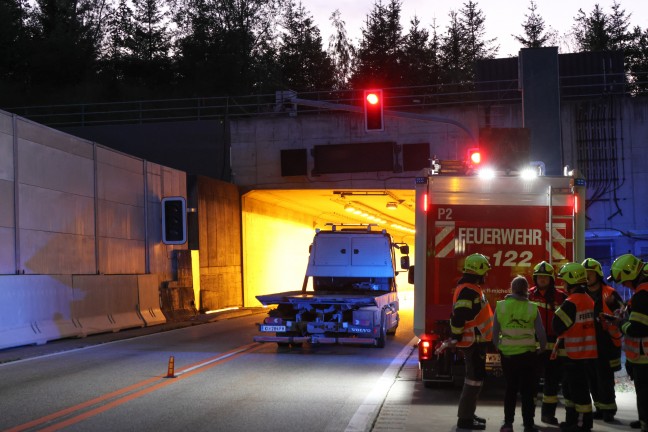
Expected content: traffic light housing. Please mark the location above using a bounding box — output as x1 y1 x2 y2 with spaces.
162 197 187 245
364 89 384 132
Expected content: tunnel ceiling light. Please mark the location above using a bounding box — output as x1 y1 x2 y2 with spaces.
386 202 398 210
344 203 355 212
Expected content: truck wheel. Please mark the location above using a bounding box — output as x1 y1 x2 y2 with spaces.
375 310 387 348
386 323 398 335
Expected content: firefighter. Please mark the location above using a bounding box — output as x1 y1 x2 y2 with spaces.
608 254 648 432
528 260 567 425
492 275 547 432
582 257 624 422
450 253 494 430
552 262 597 432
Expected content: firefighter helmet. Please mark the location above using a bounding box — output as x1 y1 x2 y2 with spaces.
610 254 643 283
558 262 587 285
582 258 604 277
463 253 491 276
533 261 554 279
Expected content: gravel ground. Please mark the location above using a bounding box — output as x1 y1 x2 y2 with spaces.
615 368 636 393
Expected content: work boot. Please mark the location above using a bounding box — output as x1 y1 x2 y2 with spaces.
474 414 486 424
457 418 486 430
523 425 540 432
542 415 559 425
541 403 559 425
603 411 615 423
499 423 513 432
630 420 641 429
559 423 581 432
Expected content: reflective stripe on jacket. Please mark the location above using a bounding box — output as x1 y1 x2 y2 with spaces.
556 292 598 359
623 284 648 364
599 284 623 348
496 297 538 355
452 283 494 347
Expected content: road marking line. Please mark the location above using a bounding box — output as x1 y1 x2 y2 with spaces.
6 343 263 432
344 337 417 432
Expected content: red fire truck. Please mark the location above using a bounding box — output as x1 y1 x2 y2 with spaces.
412 159 586 386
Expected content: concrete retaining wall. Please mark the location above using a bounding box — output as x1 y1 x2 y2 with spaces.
0 109 187 349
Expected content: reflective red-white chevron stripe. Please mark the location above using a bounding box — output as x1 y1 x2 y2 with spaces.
547 222 567 261
435 222 455 257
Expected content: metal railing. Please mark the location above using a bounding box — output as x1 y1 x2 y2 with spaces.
4 72 647 128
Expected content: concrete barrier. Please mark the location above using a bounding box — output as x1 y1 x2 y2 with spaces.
0 274 164 349
137 274 166 326
0 275 81 349
72 275 144 336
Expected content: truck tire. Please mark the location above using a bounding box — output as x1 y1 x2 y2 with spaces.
386 320 398 335
375 310 387 348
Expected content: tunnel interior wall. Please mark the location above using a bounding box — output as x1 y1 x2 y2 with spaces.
241 195 315 307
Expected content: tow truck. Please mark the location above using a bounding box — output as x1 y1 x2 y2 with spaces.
254 224 410 348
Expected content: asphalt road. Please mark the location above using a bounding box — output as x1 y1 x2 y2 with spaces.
0 307 417 432
0 297 640 432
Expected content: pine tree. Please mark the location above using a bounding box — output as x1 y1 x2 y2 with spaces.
277 1 334 91
29 0 101 94
573 4 610 51
459 1 498 62
0 0 33 82
102 0 135 82
513 0 555 49
351 0 404 88
172 0 284 96
439 11 467 84
608 0 633 50
401 16 439 86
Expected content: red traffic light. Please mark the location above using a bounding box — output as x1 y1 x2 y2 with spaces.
366 92 380 105
363 89 384 132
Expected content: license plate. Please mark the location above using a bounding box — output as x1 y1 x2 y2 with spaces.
260 325 286 332
486 353 501 366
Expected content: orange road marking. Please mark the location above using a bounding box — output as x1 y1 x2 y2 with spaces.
6 342 263 432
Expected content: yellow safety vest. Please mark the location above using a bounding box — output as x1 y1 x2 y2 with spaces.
496 297 538 356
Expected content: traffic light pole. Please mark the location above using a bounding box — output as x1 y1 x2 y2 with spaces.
289 97 477 143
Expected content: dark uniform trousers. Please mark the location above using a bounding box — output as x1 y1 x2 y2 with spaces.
587 356 618 415
457 342 487 420
562 357 595 430
502 351 538 426
537 350 562 418
632 363 648 432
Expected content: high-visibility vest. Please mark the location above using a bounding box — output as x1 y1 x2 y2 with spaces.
599 284 623 348
496 298 539 355
624 284 648 364
557 292 598 359
452 283 494 347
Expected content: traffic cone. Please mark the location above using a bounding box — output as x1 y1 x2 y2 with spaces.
165 355 176 378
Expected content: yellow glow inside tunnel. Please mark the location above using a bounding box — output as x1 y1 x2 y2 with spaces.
191 249 201 311
241 190 416 308
242 197 315 307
